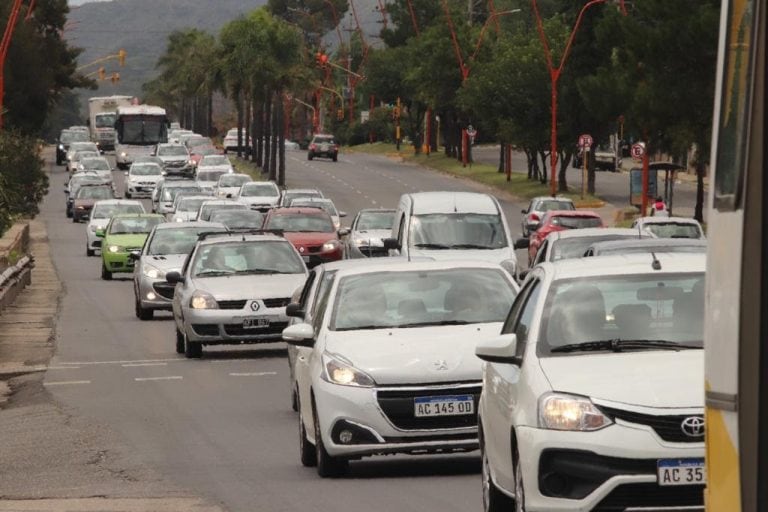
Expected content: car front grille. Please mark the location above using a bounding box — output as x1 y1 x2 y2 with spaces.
593 482 704 511
263 297 291 308
152 282 175 300
218 300 247 310
165 161 186 167
360 246 388 257
598 406 705 443
192 324 219 336
376 384 482 430
306 245 323 254
223 321 288 337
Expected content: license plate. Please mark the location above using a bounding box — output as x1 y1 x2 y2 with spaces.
243 317 270 329
657 458 706 486
302 255 311 263
414 395 474 417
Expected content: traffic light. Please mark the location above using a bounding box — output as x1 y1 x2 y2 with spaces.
118 49 126 67
98 67 106 80
336 108 344 120
111 72 120 84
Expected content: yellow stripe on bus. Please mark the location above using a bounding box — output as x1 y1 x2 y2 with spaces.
705 407 741 511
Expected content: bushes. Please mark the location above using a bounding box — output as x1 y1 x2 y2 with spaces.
0 131 48 236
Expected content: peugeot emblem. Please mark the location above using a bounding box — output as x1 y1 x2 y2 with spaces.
250 301 261 312
680 416 705 437
433 360 449 371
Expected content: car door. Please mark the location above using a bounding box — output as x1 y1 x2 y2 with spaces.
484 276 543 491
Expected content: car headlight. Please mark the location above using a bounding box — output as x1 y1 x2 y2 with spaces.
190 291 218 309
188 159 195 166
175 217 184 222
322 240 340 252
120 152 127 158
107 245 123 253
58 144 64 150
142 264 164 279
322 353 375 387
538 392 612 431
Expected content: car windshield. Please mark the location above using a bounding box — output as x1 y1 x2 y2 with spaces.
131 164 163 176
193 241 305 276
356 211 395 230
197 170 229 182
549 215 602 229
70 143 96 152
162 186 201 202
313 136 335 144
148 226 226 255
291 200 337 217
109 217 163 235
597 244 706 256
240 183 278 197
331 268 517 331
74 151 99 161
645 223 703 239
95 114 116 128
552 235 642 261
81 159 111 171
76 187 112 199
158 146 187 156
283 191 321 203
218 175 251 188
199 203 246 221
177 197 208 212
538 200 575 212
92 203 144 219
409 213 507 249
539 273 705 355
201 156 228 166
209 210 265 228
266 213 334 233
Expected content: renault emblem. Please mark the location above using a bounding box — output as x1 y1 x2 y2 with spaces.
681 416 705 437
250 301 261 312
433 360 449 371
299 246 305 253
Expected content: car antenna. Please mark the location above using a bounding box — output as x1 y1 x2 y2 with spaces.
651 252 662 270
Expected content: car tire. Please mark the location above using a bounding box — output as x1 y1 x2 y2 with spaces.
513 446 526 512
299 404 317 467
125 191 132 199
72 215 78 223
66 209 72 218
332 154 338 162
86 247 94 257
481 428 515 512
101 264 112 280
136 298 153 321
184 338 202 359
175 328 185 354
313 400 347 477
307 153 314 161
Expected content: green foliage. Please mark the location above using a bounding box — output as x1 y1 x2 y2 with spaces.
0 132 49 235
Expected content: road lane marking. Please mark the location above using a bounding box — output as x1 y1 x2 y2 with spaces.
122 362 168 368
57 358 181 366
43 380 91 386
35 366 82 370
229 372 277 377
134 376 183 382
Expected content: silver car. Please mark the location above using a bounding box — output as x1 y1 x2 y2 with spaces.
520 196 575 237
344 209 395 258
153 180 202 214
167 232 309 358
170 194 214 223
133 222 227 320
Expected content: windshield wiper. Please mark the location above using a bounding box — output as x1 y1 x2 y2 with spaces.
335 324 391 331
413 243 450 249
551 339 701 353
233 269 291 275
449 243 497 250
195 270 235 277
394 320 475 328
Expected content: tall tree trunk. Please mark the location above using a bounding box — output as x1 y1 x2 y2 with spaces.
263 90 272 175
277 92 286 187
558 149 570 192
694 159 705 222
498 142 505 173
244 92 251 159
250 90 258 164
236 88 243 158
538 150 548 185
587 142 597 195
207 91 213 137
269 92 279 182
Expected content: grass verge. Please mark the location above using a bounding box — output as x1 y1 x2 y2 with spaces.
231 156 266 181
348 143 604 208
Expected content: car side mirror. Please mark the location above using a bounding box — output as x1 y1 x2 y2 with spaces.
337 228 350 237
95 229 105 238
513 238 530 250
282 323 315 347
476 334 521 365
165 271 183 284
285 302 305 319
339 211 347 218
521 209 527 214
383 238 400 251
128 251 141 261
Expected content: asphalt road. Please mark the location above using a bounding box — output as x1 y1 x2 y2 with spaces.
38 149 529 512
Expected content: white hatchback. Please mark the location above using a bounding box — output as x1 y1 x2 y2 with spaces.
283 259 519 477
476 253 706 512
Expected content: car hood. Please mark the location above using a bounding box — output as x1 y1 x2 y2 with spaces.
239 196 279 206
351 229 391 246
198 165 232 173
325 323 502 385
409 246 516 264
105 233 150 248
88 218 110 229
158 155 188 163
142 253 187 273
193 273 306 300
539 351 704 408
283 232 338 249
129 175 162 183
197 181 217 190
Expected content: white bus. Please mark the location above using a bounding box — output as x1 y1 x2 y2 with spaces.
704 0 764 510
87 95 133 150
114 105 169 170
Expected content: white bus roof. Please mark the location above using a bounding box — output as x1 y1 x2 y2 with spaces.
116 105 166 116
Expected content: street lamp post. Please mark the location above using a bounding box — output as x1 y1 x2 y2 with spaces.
0 0 27 130
531 0 627 196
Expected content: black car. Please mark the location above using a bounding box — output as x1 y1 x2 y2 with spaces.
307 134 338 162
56 129 89 165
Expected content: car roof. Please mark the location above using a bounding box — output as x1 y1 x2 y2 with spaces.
541 252 706 280
217 173 250 179
154 221 226 231
177 195 214 201
333 258 510 279
588 238 707 251
110 213 165 219
271 207 330 216
93 199 143 207
201 199 243 206
548 227 644 241
198 232 287 247
636 216 702 225
284 188 322 194
316 256 431 273
357 208 395 214
532 196 573 203
544 209 600 218
406 191 498 215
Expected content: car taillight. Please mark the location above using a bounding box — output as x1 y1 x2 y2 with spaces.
530 213 540 221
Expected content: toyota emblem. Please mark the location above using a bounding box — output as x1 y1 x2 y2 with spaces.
250 301 261 312
680 416 705 437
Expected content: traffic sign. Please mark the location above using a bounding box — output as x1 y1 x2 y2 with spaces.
631 142 646 159
578 134 593 148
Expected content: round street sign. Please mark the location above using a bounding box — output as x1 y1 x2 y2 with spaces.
578 134 593 148
631 142 646 159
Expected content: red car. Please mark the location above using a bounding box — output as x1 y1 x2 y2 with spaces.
527 210 603 265
262 207 347 267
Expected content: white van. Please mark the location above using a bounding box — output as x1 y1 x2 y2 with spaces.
384 192 518 275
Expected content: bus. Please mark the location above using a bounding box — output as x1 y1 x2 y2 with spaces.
704 0 764 510
114 105 169 170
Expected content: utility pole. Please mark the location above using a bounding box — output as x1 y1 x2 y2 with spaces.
0 0 26 130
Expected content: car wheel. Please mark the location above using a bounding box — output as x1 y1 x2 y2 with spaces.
72 215 79 223
481 429 515 511
307 152 314 161
125 191 132 199
101 264 112 281
66 209 72 218
175 328 185 354
513 446 526 512
313 400 347 477
136 299 154 321
86 247 94 257
184 338 202 359
299 402 317 467
332 154 338 162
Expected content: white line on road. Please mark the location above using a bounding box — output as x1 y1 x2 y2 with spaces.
36 366 81 370
122 362 168 368
57 358 182 366
134 376 183 382
229 372 277 377
43 380 91 386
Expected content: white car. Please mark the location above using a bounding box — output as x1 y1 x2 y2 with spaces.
85 199 145 256
214 173 252 199
76 156 112 180
170 195 214 223
67 149 100 173
235 181 281 210
196 199 248 222
66 142 99 170
476 253 706 512
196 167 233 192
283 259 519 477
124 162 164 199
632 216 705 239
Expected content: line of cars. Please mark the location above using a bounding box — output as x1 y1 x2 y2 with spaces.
72 153 708 510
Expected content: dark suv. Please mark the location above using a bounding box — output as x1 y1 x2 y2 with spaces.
56 129 89 165
307 134 338 162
